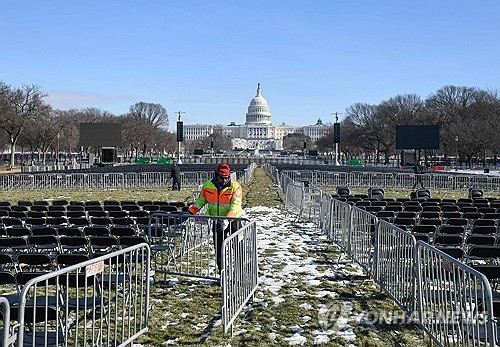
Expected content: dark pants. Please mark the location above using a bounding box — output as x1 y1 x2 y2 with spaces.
213 219 240 273
412 175 424 189
172 180 181 191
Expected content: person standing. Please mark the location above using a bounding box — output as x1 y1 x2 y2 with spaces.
188 163 243 272
170 162 181 191
412 161 425 189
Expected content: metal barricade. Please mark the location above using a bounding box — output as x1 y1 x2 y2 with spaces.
348 207 377 275
489 176 500 191
319 194 334 235
148 213 251 282
303 187 323 226
416 241 496 346
268 163 500 346
181 171 203 188
238 162 257 184
221 221 258 334
375 220 417 314
393 173 415 189
0 297 11 346
284 183 305 217
14 243 150 346
329 199 351 250
431 174 455 191
454 175 472 190
148 213 216 280
468 175 491 191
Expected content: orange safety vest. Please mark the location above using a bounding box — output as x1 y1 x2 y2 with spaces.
188 178 243 217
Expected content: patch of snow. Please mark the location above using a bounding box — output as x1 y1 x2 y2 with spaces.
285 333 307 345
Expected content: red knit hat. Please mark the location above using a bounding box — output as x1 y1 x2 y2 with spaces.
216 163 231 177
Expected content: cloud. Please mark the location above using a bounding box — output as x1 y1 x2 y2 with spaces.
46 90 132 112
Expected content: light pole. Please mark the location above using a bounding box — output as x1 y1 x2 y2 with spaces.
455 136 459 171
176 111 185 164
56 132 60 166
332 112 341 166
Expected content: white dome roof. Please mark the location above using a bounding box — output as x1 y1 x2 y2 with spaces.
246 83 272 125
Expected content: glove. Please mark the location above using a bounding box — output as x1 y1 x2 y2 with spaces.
179 211 191 222
218 219 230 231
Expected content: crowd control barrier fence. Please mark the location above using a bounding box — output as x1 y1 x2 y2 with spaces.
281 170 500 193
10 243 150 346
221 220 258 334
267 164 499 346
417 241 496 346
0 297 11 346
146 213 258 335
0 167 255 191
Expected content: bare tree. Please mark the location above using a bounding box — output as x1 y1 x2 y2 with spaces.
374 94 425 164
199 127 232 152
55 109 81 155
0 83 48 168
31 109 66 165
119 114 156 159
152 129 177 157
425 86 489 167
128 102 169 129
343 103 378 162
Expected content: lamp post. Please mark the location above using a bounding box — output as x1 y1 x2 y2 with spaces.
176 111 185 164
455 136 459 171
332 112 341 166
56 132 60 166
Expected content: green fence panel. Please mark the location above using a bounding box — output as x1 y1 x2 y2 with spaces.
135 157 150 164
156 158 171 164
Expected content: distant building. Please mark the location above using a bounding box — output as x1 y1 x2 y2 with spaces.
183 84 330 150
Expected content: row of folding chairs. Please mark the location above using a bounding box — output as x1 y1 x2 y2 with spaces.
378 211 500 227
0 214 162 230
0 199 187 208
436 244 500 265
0 224 140 237
0 203 184 214
362 205 500 218
0 208 153 219
412 224 500 244
354 196 500 208
0 233 148 261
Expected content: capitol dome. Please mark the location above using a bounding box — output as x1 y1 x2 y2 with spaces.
245 83 272 125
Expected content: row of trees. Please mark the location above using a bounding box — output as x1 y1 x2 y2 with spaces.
2 81 500 168
315 86 500 166
0 82 178 168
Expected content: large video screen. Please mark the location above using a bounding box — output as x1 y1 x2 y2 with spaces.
79 123 122 147
396 125 440 149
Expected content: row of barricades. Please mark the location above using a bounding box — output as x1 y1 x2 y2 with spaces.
0 244 151 346
283 170 500 192
146 212 258 335
266 164 499 347
0 211 259 345
0 163 257 191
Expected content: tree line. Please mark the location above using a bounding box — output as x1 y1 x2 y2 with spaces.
0 82 177 168
2 82 499 168
313 85 500 167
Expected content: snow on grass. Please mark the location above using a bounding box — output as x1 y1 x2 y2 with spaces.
245 206 357 344
242 205 424 346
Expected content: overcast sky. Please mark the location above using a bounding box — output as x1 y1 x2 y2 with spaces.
2 1 499 131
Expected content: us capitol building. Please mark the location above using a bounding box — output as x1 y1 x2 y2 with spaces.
183 84 330 150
